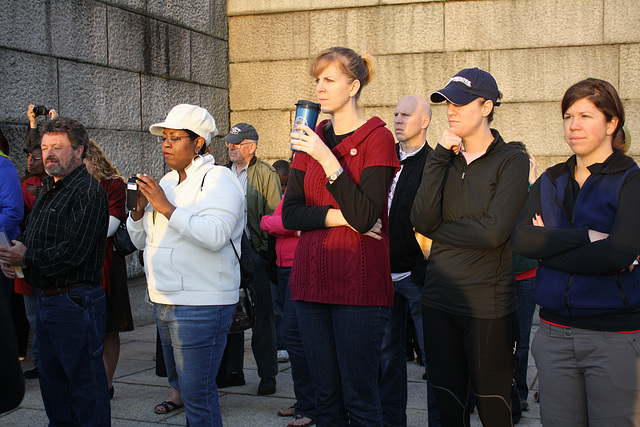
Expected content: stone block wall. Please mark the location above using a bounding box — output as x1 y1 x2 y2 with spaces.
227 0 640 167
0 0 229 276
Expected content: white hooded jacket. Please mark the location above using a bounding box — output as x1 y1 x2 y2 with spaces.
127 154 245 306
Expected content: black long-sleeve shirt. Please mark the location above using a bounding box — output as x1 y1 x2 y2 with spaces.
283 125 394 233
19 164 108 289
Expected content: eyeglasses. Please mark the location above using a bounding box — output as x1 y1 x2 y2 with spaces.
158 135 191 144
225 142 253 148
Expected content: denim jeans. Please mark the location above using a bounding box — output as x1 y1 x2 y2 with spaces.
514 277 535 401
226 248 278 379
279 267 315 418
379 276 440 427
24 293 38 363
37 283 110 426
156 303 235 427
295 300 389 427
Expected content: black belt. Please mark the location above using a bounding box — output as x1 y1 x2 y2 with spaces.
39 283 88 297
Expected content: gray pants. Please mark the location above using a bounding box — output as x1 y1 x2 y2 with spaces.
532 320 640 426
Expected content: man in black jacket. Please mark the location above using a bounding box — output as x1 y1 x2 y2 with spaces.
379 96 439 426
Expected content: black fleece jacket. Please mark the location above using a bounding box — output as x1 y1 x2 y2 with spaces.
410 130 529 318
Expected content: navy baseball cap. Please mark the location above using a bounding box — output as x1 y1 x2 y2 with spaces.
222 123 259 144
431 68 501 106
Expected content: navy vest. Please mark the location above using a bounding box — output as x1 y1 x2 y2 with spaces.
536 164 640 317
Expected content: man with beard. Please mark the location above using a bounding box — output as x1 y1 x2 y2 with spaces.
0 117 110 426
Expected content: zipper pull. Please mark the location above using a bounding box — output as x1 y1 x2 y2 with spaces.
462 172 465 180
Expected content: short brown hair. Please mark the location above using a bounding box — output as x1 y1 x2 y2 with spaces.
561 78 624 137
42 117 90 158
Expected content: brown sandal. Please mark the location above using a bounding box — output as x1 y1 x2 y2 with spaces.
154 400 184 414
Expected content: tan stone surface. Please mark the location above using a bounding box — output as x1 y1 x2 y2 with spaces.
444 0 602 51
604 0 640 44
229 60 316 110
229 12 310 62
228 0 378 16
492 46 619 103
620 44 640 99
309 4 443 55
366 51 489 106
230 109 294 160
492 102 570 158
625 101 640 156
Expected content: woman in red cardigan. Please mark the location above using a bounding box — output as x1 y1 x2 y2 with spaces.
282 46 399 426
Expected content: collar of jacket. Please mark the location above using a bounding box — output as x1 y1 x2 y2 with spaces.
396 141 432 165
545 148 636 184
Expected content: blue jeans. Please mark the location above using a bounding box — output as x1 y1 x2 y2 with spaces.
279 267 315 418
24 293 38 363
379 276 440 427
295 300 389 427
514 277 536 401
155 303 235 427
227 248 278 379
37 284 110 426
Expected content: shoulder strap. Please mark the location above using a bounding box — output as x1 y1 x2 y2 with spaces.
230 238 240 262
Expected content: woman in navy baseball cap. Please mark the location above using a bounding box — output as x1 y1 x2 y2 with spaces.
411 68 529 426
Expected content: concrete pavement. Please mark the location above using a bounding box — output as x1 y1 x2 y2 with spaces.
1 277 542 426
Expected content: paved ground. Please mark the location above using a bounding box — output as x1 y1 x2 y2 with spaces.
1 277 542 426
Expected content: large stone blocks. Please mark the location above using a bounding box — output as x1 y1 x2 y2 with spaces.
444 0 602 51
191 33 229 88
604 0 640 44
620 44 640 100
309 4 443 55
0 49 58 124
491 46 619 103
229 109 293 162
108 7 191 79
366 51 489 107
229 60 314 110
147 0 214 35
229 12 310 62
89 129 145 179
492 102 569 158
0 0 108 65
228 0 378 16
140 75 201 131
199 86 230 136
58 60 141 131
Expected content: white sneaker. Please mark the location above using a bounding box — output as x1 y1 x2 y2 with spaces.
277 349 289 363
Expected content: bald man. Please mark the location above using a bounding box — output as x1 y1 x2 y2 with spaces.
379 96 440 426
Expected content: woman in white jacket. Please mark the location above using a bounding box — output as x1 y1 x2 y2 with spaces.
127 104 245 426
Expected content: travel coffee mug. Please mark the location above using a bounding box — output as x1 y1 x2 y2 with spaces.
291 100 321 152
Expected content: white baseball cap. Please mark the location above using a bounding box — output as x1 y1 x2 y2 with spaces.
149 104 218 146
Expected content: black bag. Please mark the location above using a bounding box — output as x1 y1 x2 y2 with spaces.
230 286 256 334
113 221 137 256
229 232 256 333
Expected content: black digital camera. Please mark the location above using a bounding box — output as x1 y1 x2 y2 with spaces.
32 106 51 117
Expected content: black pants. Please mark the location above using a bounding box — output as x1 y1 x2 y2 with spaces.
423 306 517 427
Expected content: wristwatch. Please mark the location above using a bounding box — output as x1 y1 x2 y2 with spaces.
327 167 344 184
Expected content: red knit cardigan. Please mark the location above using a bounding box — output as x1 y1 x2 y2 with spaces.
289 117 400 306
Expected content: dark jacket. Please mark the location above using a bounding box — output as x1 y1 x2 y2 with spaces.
389 142 432 285
411 130 529 318
512 150 640 329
